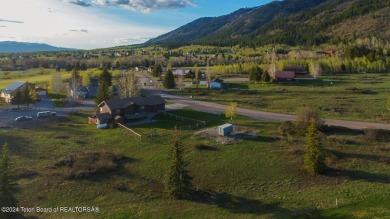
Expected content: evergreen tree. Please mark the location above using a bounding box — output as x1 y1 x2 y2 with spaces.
65 63 72 72
304 119 326 175
94 79 112 105
261 71 271 82
164 128 192 199
99 68 113 86
0 143 18 219
248 66 262 83
152 64 163 77
163 70 176 89
11 89 23 109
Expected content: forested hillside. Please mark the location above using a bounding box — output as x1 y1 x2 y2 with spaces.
147 0 389 47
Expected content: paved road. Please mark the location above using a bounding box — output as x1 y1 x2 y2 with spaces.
138 74 390 130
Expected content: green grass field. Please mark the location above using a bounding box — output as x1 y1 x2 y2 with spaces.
177 73 390 123
0 69 71 90
1 109 389 218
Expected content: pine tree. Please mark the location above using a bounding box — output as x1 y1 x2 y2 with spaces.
164 128 192 199
304 119 326 175
94 79 112 106
0 143 18 219
261 71 271 82
163 70 176 89
100 68 113 86
152 64 162 77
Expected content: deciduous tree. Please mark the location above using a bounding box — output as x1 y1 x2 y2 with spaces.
225 102 238 121
11 89 23 109
50 71 64 98
117 72 141 98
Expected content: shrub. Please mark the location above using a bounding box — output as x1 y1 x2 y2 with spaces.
55 151 121 179
278 121 296 140
294 107 323 135
362 128 390 142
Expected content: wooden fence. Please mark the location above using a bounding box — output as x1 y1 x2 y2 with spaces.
163 111 207 127
118 123 142 141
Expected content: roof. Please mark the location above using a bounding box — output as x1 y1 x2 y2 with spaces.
212 78 223 83
276 71 295 79
173 69 191 76
99 95 165 110
284 66 307 75
4 81 26 92
219 123 233 129
96 113 112 121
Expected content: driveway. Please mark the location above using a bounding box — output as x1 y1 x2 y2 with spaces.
0 96 95 127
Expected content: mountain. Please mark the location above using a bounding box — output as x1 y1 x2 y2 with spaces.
0 41 74 53
147 0 390 46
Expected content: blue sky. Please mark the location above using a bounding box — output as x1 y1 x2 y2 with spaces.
0 0 274 49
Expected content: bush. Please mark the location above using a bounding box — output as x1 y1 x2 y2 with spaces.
294 107 323 135
278 121 296 139
55 151 121 179
362 128 390 142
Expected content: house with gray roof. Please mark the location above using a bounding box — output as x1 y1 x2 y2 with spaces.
1 81 35 103
92 95 165 125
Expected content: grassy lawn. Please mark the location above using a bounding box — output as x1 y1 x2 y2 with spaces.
175 73 390 123
0 69 72 90
0 109 389 218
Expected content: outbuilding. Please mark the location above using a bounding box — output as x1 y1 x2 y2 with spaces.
218 123 233 136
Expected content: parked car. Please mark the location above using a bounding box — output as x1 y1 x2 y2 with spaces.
97 123 108 129
37 111 56 118
15 116 33 122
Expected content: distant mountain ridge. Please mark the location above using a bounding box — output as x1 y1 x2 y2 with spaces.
0 41 74 53
147 0 390 46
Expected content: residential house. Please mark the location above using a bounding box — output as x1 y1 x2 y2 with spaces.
275 71 295 81
173 69 192 77
35 87 48 96
92 95 165 125
1 81 35 103
285 66 308 77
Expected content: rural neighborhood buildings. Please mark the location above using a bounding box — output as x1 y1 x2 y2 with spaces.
91 95 165 125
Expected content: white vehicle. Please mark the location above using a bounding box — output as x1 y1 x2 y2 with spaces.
37 111 56 118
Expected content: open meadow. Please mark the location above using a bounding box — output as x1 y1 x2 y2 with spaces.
0 109 389 218
178 73 390 123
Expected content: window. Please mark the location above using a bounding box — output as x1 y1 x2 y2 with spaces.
100 107 103 112
140 106 145 110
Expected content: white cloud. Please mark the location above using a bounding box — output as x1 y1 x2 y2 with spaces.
0 0 169 49
71 0 196 13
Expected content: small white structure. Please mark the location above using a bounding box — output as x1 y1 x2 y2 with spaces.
218 123 233 136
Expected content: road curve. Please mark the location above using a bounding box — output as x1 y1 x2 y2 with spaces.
138 74 390 130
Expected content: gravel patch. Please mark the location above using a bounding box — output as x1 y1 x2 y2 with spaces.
194 125 258 144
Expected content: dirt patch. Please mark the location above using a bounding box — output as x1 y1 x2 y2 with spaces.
194 126 258 145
